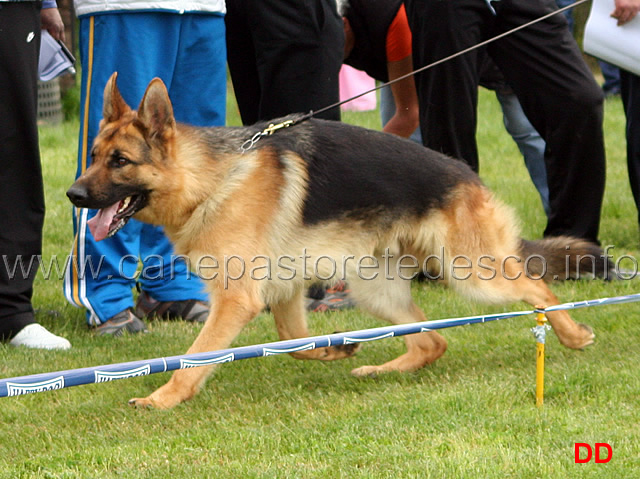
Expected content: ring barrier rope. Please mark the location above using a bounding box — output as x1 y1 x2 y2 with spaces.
1 292 639 400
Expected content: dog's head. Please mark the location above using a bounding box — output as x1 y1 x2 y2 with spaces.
67 73 176 241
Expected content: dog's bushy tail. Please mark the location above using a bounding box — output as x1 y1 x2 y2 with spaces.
519 236 615 281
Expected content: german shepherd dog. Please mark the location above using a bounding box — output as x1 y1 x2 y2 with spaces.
67 73 610 409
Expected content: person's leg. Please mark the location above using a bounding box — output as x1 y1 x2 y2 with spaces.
0 2 43 339
136 13 226 308
405 0 490 172
243 0 343 121
169 14 227 128
554 0 575 32
495 90 550 216
379 84 394 127
489 0 605 243
138 224 208 304
225 0 262 125
620 70 640 226
600 61 621 96
64 13 184 325
0 3 70 348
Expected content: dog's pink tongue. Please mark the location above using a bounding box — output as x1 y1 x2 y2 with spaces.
87 203 120 241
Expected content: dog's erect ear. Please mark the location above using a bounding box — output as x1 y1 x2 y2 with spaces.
103 72 131 123
137 78 176 140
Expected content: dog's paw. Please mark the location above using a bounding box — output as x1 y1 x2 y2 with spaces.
332 342 360 357
576 323 595 349
128 397 156 409
579 323 595 337
351 365 380 378
556 323 595 350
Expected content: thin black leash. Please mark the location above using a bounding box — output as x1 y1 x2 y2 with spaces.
241 0 589 152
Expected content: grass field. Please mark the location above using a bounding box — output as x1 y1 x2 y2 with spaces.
1 83 639 478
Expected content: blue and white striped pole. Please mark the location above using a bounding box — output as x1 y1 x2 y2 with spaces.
2 291 640 398
0 310 533 397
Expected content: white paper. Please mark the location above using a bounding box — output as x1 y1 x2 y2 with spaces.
583 0 640 76
38 30 75 81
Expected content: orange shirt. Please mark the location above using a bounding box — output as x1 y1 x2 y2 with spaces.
386 4 412 62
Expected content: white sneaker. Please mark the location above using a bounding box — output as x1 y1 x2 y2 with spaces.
9 323 71 350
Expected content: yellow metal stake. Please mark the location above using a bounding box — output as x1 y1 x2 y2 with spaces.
533 312 548 407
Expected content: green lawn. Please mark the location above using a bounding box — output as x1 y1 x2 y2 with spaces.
1 85 639 478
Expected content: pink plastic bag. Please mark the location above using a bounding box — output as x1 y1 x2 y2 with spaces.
339 65 377 112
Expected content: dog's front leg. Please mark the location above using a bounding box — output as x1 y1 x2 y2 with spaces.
129 289 263 409
270 288 360 360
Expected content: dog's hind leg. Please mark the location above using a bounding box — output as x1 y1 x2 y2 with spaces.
438 184 594 350
270 288 360 360
348 277 447 377
129 288 264 409
450 259 594 350
516 278 594 349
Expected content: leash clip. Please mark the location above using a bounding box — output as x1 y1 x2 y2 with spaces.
240 120 295 153
240 131 265 153
264 119 294 135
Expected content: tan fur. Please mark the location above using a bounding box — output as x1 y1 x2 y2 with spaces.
69 74 595 409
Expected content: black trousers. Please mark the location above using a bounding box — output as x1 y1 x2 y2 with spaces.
225 0 343 125
0 2 44 339
620 70 640 226
405 0 606 243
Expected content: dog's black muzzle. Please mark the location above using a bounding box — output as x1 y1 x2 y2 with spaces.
66 183 91 208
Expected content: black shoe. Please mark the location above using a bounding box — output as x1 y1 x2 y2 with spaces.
134 290 209 323
95 309 148 336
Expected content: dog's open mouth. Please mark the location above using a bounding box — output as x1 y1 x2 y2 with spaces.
87 194 147 241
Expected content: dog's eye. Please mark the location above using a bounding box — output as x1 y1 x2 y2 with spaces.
113 157 130 168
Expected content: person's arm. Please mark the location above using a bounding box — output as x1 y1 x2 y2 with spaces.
385 57 420 138
383 4 419 138
611 0 640 25
41 2 66 42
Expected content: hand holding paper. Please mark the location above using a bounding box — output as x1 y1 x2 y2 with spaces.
584 0 640 75
40 7 65 42
610 0 640 25
38 30 76 82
